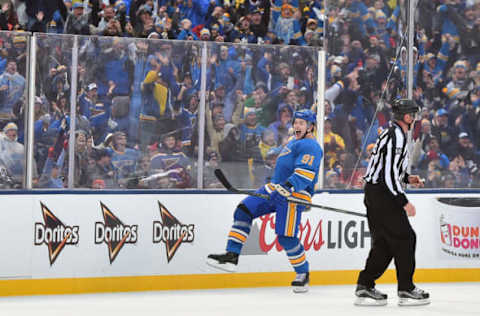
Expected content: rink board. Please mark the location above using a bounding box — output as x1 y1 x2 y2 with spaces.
0 191 479 296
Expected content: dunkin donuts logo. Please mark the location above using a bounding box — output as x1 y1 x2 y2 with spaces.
95 202 138 263
153 202 194 262
440 214 480 258
34 202 79 265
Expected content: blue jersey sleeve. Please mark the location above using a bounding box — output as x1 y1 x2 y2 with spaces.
287 141 323 192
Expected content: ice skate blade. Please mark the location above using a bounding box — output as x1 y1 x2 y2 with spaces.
206 258 237 272
292 285 309 293
354 297 388 306
398 298 430 306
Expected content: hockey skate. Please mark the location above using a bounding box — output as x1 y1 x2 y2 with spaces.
206 252 239 272
291 272 309 293
398 287 430 306
354 284 388 306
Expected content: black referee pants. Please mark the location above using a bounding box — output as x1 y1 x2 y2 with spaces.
357 183 416 291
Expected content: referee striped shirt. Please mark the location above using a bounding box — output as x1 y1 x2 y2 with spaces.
364 121 410 206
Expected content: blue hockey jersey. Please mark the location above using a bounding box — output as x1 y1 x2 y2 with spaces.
271 137 322 197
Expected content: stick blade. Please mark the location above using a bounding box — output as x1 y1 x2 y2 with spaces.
214 169 232 190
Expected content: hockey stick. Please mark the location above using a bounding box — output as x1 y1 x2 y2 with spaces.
214 169 367 218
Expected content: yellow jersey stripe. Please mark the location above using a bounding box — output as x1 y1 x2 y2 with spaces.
287 203 296 236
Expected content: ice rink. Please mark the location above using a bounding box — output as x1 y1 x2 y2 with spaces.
1 282 478 316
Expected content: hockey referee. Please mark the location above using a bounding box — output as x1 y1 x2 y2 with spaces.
354 99 430 307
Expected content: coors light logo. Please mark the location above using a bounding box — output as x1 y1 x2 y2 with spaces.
153 202 194 262
95 202 138 263
34 202 79 265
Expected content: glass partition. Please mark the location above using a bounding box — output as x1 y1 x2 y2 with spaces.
204 41 319 189
70 36 202 189
34 33 73 189
0 31 29 189
0 14 476 191
323 0 410 189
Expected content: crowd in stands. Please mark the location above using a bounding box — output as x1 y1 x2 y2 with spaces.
0 0 478 190
322 0 480 189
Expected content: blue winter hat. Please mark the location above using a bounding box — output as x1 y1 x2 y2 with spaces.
436 108 448 116
72 2 83 9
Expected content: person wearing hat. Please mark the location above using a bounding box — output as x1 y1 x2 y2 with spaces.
272 62 291 91
249 8 268 39
0 59 25 118
64 0 92 35
416 136 450 172
422 40 451 85
109 131 140 188
452 132 479 172
140 58 175 147
273 4 305 45
209 23 220 39
238 107 265 161
199 28 211 41
9 35 27 74
442 60 475 103
133 3 155 37
88 147 117 189
78 82 98 119
229 15 256 43
305 17 322 41
0 121 38 186
176 92 199 152
177 18 198 40
431 108 455 157
149 131 193 189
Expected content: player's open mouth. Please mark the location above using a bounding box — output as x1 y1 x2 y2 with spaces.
295 130 302 137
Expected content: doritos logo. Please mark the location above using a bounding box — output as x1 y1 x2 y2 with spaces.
34 202 79 265
95 202 138 264
153 202 194 262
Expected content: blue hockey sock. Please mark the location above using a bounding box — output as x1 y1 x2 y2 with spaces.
226 204 252 254
278 235 309 273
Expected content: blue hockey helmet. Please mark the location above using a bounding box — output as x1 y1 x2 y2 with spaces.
293 109 317 125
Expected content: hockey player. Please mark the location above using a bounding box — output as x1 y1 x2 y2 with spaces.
355 99 430 306
207 109 323 293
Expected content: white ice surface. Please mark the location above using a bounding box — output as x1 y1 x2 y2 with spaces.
0 282 478 316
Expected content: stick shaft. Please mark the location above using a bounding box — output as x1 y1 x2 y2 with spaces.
214 169 366 218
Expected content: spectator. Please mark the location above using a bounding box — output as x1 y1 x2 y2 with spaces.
268 103 293 145
64 0 92 35
89 147 117 188
149 132 192 188
109 131 140 188
417 136 450 173
0 59 25 120
324 117 345 169
238 107 264 162
431 108 456 157
26 0 67 32
0 122 37 186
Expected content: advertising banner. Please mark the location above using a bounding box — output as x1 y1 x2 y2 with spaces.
435 198 480 260
0 192 479 281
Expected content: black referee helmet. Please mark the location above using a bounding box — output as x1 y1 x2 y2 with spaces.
392 99 419 121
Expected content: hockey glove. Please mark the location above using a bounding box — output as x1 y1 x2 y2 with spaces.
270 182 293 205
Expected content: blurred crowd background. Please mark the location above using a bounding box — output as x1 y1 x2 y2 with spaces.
0 0 479 190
